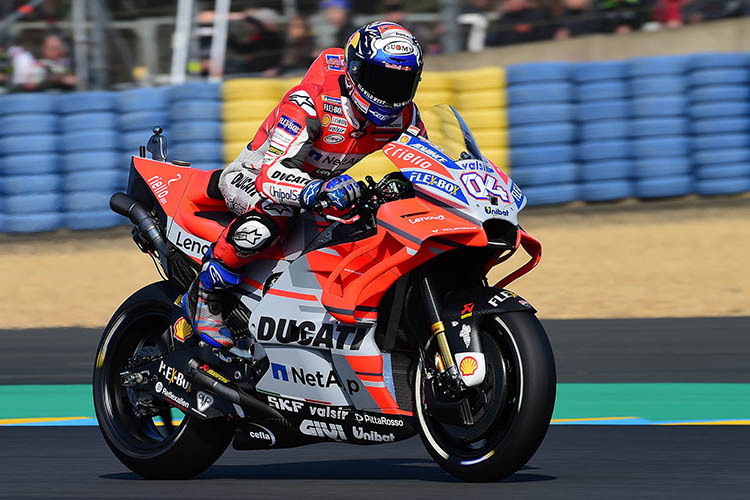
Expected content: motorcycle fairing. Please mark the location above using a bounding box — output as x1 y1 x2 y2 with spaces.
305 197 488 324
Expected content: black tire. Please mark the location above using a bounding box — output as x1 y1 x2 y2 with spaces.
93 282 234 479
415 311 556 482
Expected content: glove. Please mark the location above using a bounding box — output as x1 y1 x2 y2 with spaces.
299 175 361 210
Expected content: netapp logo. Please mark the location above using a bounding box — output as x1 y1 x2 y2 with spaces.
257 316 369 350
270 363 360 395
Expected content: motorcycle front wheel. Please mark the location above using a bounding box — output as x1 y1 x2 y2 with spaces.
415 310 556 482
93 282 233 479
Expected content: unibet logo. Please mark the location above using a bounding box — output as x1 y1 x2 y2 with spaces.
300 419 346 440
352 426 395 442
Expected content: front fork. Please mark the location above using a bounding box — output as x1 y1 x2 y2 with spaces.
420 274 460 382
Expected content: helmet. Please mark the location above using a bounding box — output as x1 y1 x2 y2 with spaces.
344 22 423 126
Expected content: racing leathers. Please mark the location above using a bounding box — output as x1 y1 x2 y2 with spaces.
186 48 426 349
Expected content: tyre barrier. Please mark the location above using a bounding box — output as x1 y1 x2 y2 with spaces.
581 179 633 202
0 114 58 135
61 112 118 133
580 160 631 181
58 91 116 114
0 174 61 195
634 175 693 199
696 177 750 195
632 157 692 178
1 153 59 175
3 55 750 233
507 163 578 186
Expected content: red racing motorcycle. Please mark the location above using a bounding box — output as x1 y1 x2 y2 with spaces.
93 104 555 482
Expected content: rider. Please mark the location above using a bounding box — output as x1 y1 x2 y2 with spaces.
184 21 426 350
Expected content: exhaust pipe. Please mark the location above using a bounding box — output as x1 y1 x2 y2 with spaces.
109 192 169 257
186 359 283 420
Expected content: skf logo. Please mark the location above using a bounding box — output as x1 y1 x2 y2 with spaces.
172 317 193 342
459 356 478 376
460 302 474 319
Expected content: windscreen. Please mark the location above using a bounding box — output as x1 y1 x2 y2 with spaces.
420 104 484 163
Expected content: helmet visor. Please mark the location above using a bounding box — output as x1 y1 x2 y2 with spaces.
348 60 420 108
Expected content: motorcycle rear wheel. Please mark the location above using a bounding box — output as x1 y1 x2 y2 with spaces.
415 311 556 482
93 282 233 479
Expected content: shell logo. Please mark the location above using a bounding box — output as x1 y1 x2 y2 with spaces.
322 115 331 126
173 317 193 342
459 356 478 377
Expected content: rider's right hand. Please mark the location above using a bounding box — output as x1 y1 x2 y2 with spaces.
299 175 361 211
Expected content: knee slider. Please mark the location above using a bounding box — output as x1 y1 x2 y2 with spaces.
226 211 279 254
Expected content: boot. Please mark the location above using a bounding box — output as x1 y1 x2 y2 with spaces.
183 256 241 349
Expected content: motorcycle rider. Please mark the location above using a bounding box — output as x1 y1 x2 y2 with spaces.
184 21 426 350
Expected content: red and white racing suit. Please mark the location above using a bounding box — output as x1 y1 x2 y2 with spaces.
213 48 426 269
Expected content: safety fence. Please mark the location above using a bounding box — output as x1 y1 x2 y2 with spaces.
0 51 748 233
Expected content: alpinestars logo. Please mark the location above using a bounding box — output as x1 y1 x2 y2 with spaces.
352 426 395 442
289 91 316 116
299 419 346 440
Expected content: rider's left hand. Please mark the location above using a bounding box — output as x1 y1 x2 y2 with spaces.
299 174 361 211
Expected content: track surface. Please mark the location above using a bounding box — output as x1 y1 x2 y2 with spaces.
1 317 748 498
2 316 748 384
1 426 748 499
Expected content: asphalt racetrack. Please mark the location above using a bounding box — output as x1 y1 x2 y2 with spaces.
1 317 749 499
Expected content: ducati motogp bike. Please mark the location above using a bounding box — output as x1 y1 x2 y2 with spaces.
93 105 556 482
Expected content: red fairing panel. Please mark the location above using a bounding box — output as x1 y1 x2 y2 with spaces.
308 198 488 323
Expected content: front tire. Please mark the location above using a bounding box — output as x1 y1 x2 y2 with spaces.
93 282 234 479
415 311 556 482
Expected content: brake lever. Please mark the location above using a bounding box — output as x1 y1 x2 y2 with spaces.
311 199 362 225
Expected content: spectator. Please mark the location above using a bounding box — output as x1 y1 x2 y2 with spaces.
0 37 40 91
315 0 356 52
596 0 655 34
486 0 552 47
653 0 684 27
37 33 76 90
681 0 746 23
275 16 317 76
554 0 597 39
226 8 284 74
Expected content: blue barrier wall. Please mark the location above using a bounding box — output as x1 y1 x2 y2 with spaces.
0 84 222 233
0 52 748 233
507 52 750 206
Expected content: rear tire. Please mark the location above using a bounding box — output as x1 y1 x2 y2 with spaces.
415 311 556 482
93 282 233 479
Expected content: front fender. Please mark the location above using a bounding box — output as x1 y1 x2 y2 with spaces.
441 287 535 386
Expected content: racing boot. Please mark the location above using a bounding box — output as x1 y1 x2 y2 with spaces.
183 254 242 349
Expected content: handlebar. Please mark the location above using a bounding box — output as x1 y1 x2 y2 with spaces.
309 173 413 225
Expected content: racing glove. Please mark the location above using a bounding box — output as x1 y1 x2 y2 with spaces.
299 174 361 210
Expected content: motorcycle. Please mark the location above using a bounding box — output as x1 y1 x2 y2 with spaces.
93 104 556 482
